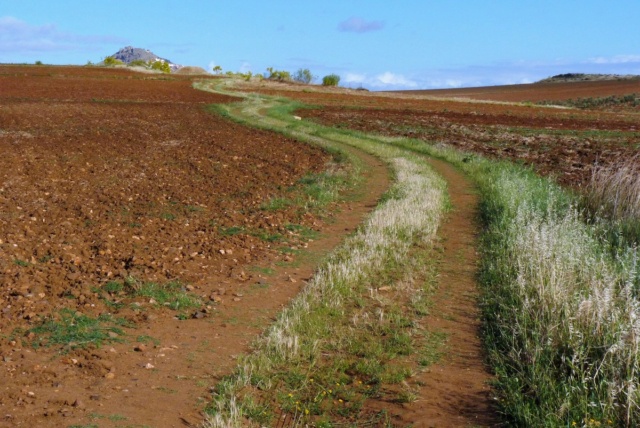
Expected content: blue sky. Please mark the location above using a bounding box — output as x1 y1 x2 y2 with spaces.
1 0 639 90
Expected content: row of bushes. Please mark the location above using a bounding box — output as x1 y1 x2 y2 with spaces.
100 56 171 73
266 67 340 86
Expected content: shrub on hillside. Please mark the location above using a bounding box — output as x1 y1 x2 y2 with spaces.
128 59 148 68
266 67 291 82
150 60 171 74
103 56 124 66
322 74 340 87
293 68 315 84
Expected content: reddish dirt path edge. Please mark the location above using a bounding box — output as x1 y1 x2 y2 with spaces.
401 158 499 428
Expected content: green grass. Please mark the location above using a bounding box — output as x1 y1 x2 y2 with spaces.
377 130 640 426
27 309 131 351
195 80 448 427
133 281 201 311
94 279 202 316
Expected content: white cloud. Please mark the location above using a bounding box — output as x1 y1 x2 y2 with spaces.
374 72 418 88
586 54 640 65
340 71 418 90
0 16 125 54
338 17 384 33
343 72 367 84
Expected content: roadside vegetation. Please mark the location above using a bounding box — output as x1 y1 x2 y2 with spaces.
314 115 640 427
320 117 640 426
199 78 640 426
198 81 447 427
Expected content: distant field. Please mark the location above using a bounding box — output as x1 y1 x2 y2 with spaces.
389 78 640 102
232 78 638 187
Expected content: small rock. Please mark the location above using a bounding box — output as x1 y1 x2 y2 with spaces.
143 363 155 369
134 344 146 352
104 372 116 379
108 332 119 339
378 286 392 292
89 395 101 401
71 399 84 408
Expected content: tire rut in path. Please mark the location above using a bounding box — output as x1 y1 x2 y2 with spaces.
400 158 500 427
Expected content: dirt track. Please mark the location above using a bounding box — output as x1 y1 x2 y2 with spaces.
3 68 638 426
0 66 391 427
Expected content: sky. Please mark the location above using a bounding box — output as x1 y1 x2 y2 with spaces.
1 0 640 90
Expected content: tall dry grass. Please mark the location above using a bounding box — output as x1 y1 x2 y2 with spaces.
583 156 640 224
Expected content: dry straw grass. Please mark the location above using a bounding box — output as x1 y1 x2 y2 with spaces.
584 156 640 223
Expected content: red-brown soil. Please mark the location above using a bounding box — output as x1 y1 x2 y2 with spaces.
392 78 640 103
0 66 392 427
250 82 639 188
398 158 497 427
240 78 640 187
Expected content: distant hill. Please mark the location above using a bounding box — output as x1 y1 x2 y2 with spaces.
110 46 183 72
537 73 640 83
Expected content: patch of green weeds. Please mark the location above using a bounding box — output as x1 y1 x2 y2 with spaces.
219 225 244 236
285 223 319 240
260 197 292 212
89 413 128 422
136 335 160 346
38 254 54 263
250 230 282 242
160 212 176 221
134 281 201 311
250 266 275 275
418 331 448 368
28 309 131 351
13 259 30 267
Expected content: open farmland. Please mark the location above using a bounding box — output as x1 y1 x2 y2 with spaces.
216 77 640 427
391 78 640 103
3 68 640 427
253 79 639 187
0 66 364 427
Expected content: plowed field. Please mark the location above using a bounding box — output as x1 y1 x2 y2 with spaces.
301 105 640 186
0 66 335 426
392 78 640 102
236 79 640 187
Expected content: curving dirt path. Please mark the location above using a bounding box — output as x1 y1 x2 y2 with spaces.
0 68 390 428
211 82 500 426
400 158 499 427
